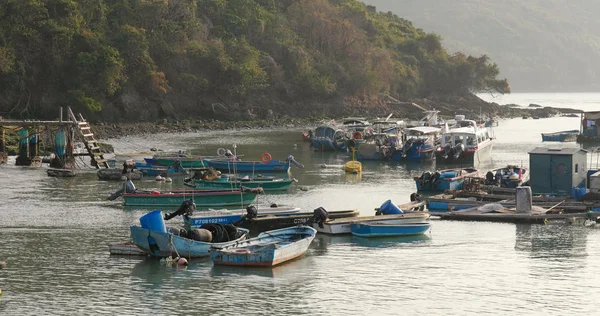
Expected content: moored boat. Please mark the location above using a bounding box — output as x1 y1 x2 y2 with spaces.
541 130 579 142
211 226 317 267
399 126 440 161
136 161 189 177
414 168 479 191
188 177 297 191
484 165 529 188
181 206 302 227
350 222 431 237
311 125 349 152
435 117 494 164
121 188 262 208
47 168 76 177
203 155 302 173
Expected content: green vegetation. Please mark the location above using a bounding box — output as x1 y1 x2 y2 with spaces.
0 0 508 121
363 0 600 92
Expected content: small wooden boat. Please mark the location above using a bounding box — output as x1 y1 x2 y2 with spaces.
223 209 359 232
121 188 261 208
108 241 147 256
211 226 317 267
541 130 579 142
414 168 479 191
484 166 529 188
47 168 76 177
136 163 189 177
351 222 431 237
130 225 249 258
183 206 302 227
203 156 301 173
314 213 430 234
98 169 143 181
189 177 297 191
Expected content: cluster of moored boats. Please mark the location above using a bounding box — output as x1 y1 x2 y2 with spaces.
302 111 498 164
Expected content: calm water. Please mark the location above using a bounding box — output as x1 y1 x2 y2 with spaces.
1 110 600 315
478 92 600 112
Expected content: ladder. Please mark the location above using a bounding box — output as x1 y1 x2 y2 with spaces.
68 107 110 169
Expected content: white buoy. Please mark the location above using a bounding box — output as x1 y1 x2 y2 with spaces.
320 164 327 168
165 177 172 183
155 175 165 181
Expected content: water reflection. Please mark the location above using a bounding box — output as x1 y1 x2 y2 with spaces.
514 224 588 260
351 234 431 248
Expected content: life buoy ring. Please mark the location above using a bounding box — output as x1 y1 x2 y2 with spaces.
260 152 272 163
353 131 363 140
217 148 227 156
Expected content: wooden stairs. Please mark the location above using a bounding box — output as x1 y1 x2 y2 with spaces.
68 108 110 169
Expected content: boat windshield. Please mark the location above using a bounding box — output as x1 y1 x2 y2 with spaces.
315 126 335 139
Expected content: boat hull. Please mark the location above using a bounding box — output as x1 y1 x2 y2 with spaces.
145 158 206 168
414 168 479 192
193 178 295 191
542 130 579 142
315 213 430 235
122 190 258 208
131 226 249 258
204 159 290 173
435 140 493 164
351 223 431 237
211 226 316 267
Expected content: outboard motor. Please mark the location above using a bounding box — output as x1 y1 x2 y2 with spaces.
485 171 495 185
494 169 503 186
419 171 432 186
108 179 137 201
287 155 304 169
410 192 422 202
312 207 329 229
442 143 453 159
232 205 259 226
453 143 464 159
429 171 441 187
402 139 414 157
164 199 196 220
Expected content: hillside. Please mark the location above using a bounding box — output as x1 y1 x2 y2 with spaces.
362 0 600 92
0 0 508 122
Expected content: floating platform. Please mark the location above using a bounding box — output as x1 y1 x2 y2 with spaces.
436 210 590 224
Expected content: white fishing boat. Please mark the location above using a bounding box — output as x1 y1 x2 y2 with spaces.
435 115 494 164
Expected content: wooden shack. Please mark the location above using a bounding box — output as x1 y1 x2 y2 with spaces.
528 147 587 196
578 111 600 143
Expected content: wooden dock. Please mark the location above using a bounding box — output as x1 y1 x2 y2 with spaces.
435 211 590 224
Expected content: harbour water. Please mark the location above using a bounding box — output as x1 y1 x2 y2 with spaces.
1 94 600 315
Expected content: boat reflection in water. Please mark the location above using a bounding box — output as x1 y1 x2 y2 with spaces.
351 234 431 248
514 224 588 262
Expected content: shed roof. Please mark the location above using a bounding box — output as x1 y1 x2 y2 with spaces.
584 111 600 120
528 147 588 155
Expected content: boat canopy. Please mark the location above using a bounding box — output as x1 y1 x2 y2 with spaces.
405 126 441 135
314 126 336 138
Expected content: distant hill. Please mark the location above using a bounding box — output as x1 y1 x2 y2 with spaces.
362 0 600 92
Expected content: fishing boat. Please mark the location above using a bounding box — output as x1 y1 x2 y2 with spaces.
414 168 479 191
188 176 297 191
311 125 349 152
350 222 431 237
484 166 529 188
211 226 317 267
120 188 262 208
136 161 189 177
130 224 249 258
203 154 302 173
182 206 302 227
186 206 359 232
399 126 440 161
355 119 404 161
541 130 579 142
435 116 494 164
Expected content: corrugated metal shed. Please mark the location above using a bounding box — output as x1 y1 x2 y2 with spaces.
528 147 588 195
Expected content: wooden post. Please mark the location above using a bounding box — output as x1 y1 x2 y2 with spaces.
0 127 6 164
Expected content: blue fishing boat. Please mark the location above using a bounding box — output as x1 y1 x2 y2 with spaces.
414 168 479 191
350 222 431 237
211 226 317 267
399 126 440 161
484 166 529 188
541 130 579 142
181 206 302 227
203 155 302 173
311 125 349 152
136 161 189 177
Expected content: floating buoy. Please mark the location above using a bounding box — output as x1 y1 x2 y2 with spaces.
300 186 309 191
165 177 172 183
155 175 165 181
177 258 188 266
0 261 6 269
320 164 327 168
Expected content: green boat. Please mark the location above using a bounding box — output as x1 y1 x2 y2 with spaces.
122 189 260 208
190 177 297 191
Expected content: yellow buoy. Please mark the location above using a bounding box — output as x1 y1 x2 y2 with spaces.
345 149 362 173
